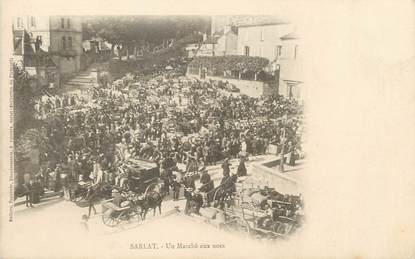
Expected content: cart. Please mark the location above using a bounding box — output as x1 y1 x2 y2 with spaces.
101 191 142 227
221 186 303 240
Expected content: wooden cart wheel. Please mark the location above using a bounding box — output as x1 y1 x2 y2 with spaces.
102 211 120 227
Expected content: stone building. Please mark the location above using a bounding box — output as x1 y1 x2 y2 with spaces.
277 32 304 100
13 29 59 87
13 15 83 84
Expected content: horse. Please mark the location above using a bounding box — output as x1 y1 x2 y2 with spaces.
135 190 163 220
81 183 113 217
206 174 238 210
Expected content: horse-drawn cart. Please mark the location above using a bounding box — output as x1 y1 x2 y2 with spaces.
190 179 304 240
219 185 304 240
69 180 92 202
101 191 142 227
123 158 160 194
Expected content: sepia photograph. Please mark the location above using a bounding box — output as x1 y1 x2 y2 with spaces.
1 1 415 259
11 14 305 240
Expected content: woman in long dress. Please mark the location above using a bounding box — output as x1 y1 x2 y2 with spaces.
237 156 247 177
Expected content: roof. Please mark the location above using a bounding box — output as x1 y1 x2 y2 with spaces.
202 35 219 44
281 32 300 40
235 16 289 28
212 30 224 37
13 30 31 55
126 158 158 170
14 37 23 55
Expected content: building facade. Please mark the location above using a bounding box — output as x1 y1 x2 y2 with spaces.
277 33 304 100
236 23 294 61
195 28 238 57
215 27 238 56
13 15 83 83
235 21 303 100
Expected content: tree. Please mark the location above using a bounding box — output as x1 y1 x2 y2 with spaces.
13 65 37 137
83 15 210 58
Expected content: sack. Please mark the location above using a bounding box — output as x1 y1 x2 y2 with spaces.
250 193 268 207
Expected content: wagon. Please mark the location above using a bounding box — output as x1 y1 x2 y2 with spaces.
193 181 303 240
101 191 142 227
69 180 92 202
220 186 303 239
123 158 161 194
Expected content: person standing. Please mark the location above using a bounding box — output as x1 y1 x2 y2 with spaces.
237 156 247 177
183 175 195 199
199 168 211 191
183 175 195 214
221 158 230 177
287 141 296 166
199 169 214 207
171 175 181 201
23 172 34 207
54 164 63 194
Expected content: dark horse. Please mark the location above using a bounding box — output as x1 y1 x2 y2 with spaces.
206 174 238 210
135 190 163 220
80 183 113 217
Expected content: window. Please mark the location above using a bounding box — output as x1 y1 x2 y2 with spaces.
276 45 282 57
17 17 22 28
260 27 264 41
30 16 36 27
294 45 298 59
62 36 66 49
288 84 294 98
244 46 250 56
68 36 72 50
67 18 70 29
61 18 65 29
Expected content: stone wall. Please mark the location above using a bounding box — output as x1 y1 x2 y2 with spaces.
250 163 301 195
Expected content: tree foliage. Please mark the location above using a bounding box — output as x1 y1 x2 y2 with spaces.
84 16 210 49
189 55 270 73
15 128 47 160
13 64 42 138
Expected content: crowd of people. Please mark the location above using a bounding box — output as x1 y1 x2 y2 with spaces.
34 93 86 120
18 64 304 207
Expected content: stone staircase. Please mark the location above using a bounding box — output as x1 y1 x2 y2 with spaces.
64 70 97 88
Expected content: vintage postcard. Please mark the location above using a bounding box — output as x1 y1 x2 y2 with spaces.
0 0 414 259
